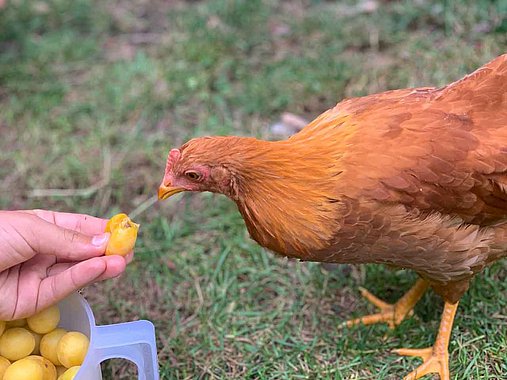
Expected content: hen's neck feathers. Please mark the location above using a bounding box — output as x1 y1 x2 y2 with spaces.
192 132 348 258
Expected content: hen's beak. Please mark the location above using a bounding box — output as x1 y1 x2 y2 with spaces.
158 183 185 200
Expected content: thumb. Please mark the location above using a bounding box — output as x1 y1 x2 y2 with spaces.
18 213 110 261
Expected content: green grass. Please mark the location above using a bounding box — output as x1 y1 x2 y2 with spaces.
1 0 506 378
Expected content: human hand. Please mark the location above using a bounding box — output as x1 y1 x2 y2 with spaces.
0 210 132 320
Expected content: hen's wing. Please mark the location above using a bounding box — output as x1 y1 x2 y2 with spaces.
304 54 507 225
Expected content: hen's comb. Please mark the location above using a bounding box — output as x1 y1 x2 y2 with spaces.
166 149 181 172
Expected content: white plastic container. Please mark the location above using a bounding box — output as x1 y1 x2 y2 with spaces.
58 292 159 380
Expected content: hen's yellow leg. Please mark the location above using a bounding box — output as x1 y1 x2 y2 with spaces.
394 301 458 380
345 278 429 329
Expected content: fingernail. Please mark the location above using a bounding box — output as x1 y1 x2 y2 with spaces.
92 233 110 247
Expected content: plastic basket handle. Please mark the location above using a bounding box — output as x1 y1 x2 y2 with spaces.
93 320 159 380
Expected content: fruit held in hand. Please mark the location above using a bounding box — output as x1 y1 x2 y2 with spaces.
105 213 140 256
105 213 129 233
57 332 89 368
0 327 36 361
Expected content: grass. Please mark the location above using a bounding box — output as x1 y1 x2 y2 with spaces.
1 0 506 378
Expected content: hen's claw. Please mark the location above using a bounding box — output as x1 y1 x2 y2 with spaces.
395 301 459 380
394 347 449 380
358 286 392 309
344 279 429 329
344 290 411 329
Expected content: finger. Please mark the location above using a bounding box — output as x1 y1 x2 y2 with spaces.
45 262 74 277
24 210 108 236
124 251 134 264
36 256 127 311
7 255 56 319
12 213 110 261
47 251 134 275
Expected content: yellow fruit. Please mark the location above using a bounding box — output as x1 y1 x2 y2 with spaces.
3 357 44 380
31 331 43 355
105 214 140 256
56 366 67 377
0 356 10 379
0 321 5 336
40 328 67 366
26 355 57 380
56 331 89 368
105 213 128 233
27 305 61 334
0 327 35 361
57 366 80 380
6 318 26 328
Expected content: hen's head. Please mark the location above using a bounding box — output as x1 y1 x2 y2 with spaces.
158 136 243 201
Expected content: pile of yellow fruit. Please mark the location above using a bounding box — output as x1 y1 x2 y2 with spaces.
0 304 89 380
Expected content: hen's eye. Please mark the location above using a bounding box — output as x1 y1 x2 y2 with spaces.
185 171 202 181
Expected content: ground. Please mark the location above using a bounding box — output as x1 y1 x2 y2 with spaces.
0 0 506 379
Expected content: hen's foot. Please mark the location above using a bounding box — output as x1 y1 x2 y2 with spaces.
394 347 449 380
394 301 459 380
344 278 429 329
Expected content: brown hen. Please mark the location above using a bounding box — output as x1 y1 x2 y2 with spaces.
159 54 507 379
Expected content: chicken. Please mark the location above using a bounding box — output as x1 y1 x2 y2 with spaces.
158 54 507 379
